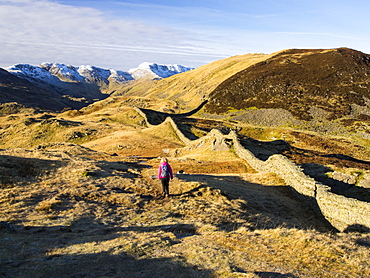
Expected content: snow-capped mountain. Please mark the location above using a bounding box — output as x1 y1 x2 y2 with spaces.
6 62 193 86
5 64 106 102
6 63 62 85
6 63 132 86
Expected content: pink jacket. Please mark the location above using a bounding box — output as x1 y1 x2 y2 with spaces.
158 162 174 179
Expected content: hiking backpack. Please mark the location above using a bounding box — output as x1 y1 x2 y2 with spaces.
161 164 169 178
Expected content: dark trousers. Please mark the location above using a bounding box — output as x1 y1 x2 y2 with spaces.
160 177 170 196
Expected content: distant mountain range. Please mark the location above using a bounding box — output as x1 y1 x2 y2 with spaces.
6 62 193 85
0 62 193 111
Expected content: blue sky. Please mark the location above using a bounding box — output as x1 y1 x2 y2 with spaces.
1 0 370 70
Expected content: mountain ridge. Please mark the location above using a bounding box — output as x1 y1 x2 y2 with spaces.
1 62 193 111
6 62 193 85
3 47 370 135
98 47 370 138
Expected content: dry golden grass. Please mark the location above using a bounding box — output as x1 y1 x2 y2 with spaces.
1 97 369 277
0 104 187 158
0 142 369 278
174 227 370 277
83 128 184 157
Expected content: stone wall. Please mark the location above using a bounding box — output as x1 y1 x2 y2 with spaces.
137 110 370 232
229 130 370 231
316 184 370 232
230 131 317 198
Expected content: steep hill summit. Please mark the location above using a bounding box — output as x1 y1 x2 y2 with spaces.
205 48 370 121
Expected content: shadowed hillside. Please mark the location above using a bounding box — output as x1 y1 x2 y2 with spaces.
0 68 87 111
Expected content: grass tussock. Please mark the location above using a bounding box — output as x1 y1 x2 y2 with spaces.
35 197 62 213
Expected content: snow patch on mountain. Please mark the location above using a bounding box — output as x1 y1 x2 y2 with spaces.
40 63 134 84
109 69 133 83
6 64 61 85
128 62 193 79
41 63 85 82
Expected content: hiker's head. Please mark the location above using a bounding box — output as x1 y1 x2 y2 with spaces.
160 157 168 163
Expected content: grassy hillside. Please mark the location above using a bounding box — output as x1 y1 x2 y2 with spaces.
94 48 370 140
205 48 370 121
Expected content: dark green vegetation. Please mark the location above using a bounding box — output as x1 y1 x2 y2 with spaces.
205 48 370 121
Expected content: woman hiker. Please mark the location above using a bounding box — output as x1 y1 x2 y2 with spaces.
158 157 174 197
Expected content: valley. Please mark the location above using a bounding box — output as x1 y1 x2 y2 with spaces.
1 48 370 277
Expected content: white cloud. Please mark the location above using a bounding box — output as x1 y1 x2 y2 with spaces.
0 0 231 69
